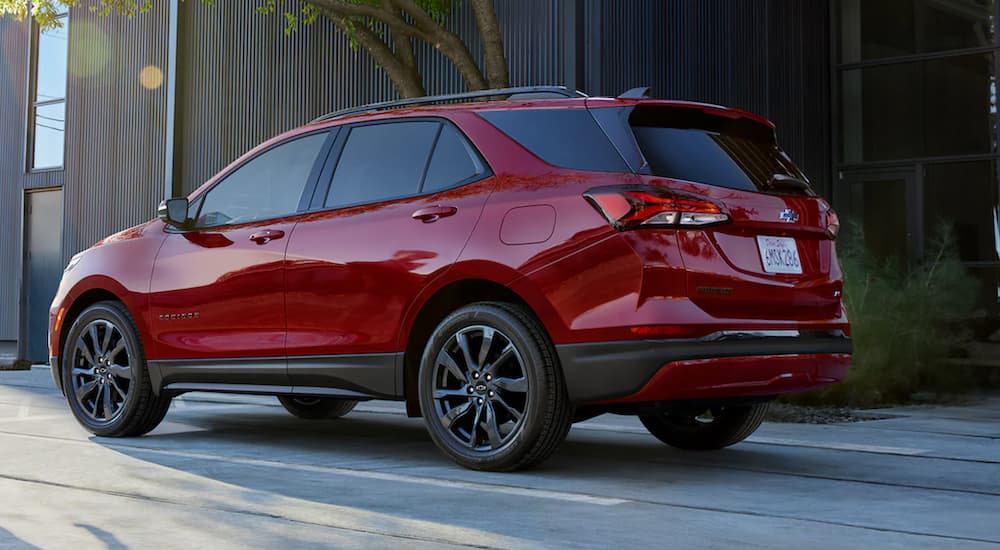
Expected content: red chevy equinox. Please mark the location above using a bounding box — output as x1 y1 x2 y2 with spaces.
49 86 851 471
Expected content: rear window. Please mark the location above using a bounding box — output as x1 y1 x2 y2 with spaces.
325 121 438 208
478 109 629 173
629 106 812 195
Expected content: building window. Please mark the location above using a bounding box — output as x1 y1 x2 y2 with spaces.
837 0 1000 307
29 13 68 171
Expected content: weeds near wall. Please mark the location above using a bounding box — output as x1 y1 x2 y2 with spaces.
790 223 979 407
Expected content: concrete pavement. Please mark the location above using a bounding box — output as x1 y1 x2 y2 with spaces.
0 367 998 549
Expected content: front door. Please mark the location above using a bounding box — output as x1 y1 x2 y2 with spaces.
837 168 920 263
148 131 332 387
23 189 63 363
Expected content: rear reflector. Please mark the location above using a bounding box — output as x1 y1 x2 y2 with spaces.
825 209 841 240
584 185 730 231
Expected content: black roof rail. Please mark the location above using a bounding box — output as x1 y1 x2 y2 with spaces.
311 86 587 123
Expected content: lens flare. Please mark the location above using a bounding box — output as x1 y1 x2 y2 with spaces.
139 65 163 89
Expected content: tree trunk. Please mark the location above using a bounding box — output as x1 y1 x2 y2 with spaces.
328 16 426 98
469 0 509 89
311 0 509 97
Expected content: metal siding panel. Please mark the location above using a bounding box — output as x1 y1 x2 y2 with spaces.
588 0 832 197
0 18 29 340
3 0 834 345
61 3 170 263
175 0 564 195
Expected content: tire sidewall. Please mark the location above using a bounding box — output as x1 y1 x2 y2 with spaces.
277 396 357 419
418 304 554 469
61 302 147 436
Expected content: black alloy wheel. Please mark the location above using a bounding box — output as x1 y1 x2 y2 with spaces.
62 301 171 437
419 302 573 471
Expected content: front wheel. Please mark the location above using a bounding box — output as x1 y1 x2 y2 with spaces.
418 302 573 471
61 301 171 437
639 402 769 450
277 396 358 420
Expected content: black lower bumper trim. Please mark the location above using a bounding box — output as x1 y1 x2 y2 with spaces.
555 334 853 404
49 356 62 393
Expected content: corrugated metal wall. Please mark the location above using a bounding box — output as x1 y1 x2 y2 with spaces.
583 0 831 196
62 3 170 262
0 0 835 346
175 0 567 195
0 18 28 340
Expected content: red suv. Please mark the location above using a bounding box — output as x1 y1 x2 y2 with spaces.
49 86 851 471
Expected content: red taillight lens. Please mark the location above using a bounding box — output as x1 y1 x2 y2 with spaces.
825 209 840 240
584 185 730 231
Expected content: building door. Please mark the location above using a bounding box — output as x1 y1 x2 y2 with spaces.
837 168 920 264
22 189 63 363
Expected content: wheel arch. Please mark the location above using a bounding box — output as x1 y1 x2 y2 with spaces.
53 285 130 393
399 273 563 417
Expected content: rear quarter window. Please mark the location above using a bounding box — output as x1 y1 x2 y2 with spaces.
478 109 629 173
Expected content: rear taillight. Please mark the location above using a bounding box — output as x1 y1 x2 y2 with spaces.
584 185 730 231
825 209 840 240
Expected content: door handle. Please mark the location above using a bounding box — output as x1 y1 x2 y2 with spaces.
249 229 285 245
411 206 458 223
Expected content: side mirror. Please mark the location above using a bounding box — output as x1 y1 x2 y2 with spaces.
158 198 190 228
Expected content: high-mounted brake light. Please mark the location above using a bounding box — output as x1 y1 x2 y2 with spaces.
584 185 730 230
825 209 841 240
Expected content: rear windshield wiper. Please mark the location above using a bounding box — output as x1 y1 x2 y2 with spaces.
767 174 813 194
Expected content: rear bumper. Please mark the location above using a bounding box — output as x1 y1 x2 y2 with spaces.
556 332 852 404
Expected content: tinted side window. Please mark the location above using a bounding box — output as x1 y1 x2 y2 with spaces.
196 133 328 227
423 125 486 192
326 122 439 208
478 109 629 173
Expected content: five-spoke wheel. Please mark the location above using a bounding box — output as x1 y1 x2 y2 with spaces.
419 302 572 471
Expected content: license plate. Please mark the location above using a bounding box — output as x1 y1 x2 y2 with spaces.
756 236 802 274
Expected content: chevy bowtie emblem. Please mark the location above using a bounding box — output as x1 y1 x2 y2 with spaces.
779 209 800 223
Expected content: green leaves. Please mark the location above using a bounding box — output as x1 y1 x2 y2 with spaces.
1 0 213 30
2 0 505 103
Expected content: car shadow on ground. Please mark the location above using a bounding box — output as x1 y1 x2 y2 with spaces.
93 408 820 546
95 404 833 492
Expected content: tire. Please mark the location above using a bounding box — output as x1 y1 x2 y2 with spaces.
277 396 358 419
639 402 769 450
418 302 573 471
61 301 172 437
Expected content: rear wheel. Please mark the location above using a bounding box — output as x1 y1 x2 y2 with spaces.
639 402 769 450
277 396 358 420
418 302 573 471
62 301 171 437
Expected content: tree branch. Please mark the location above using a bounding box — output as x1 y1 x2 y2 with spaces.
393 0 488 90
383 0 418 74
325 10 425 98
306 0 424 38
469 0 508 89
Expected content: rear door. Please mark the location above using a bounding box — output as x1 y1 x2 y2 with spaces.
623 104 842 319
283 118 496 396
149 131 332 382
